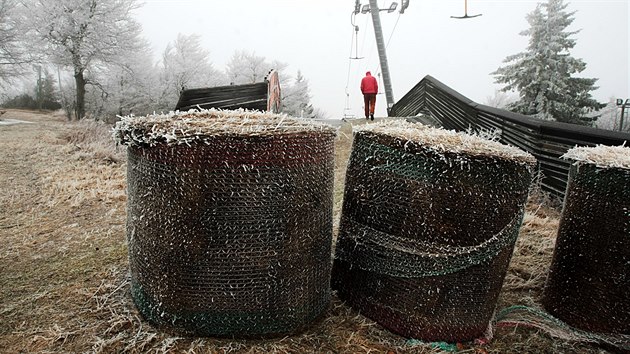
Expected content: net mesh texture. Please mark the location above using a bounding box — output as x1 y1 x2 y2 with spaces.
332 121 536 342
542 145 630 336
114 109 336 337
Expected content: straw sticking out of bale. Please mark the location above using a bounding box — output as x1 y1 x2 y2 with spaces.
561 144 630 169
333 120 536 342
113 108 335 147
357 120 536 165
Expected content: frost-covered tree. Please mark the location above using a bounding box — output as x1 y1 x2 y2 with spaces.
21 0 145 120
594 98 629 132
36 69 61 109
225 50 325 118
484 89 517 109
282 70 315 118
224 52 326 117
225 50 288 85
493 0 603 125
0 0 27 85
107 48 156 117
83 43 158 119
158 33 226 108
1 69 60 109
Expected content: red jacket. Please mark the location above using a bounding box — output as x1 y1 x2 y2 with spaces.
361 72 378 94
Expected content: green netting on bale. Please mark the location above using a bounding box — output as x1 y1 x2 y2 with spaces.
332 120 536 342
542 145 630 335
130 283 329 337
114 109 336 337
491 306 630 352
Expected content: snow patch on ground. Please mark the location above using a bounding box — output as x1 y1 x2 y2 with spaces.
0 119 35 126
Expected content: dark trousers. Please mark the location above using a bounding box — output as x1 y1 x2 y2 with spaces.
363 93 376 118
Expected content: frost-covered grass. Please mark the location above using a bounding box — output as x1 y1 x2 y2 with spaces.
0 110 614 353
333 122 354 233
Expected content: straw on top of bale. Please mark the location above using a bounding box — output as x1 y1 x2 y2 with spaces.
562 144 630 169
113 108 336 147
358 120 536 165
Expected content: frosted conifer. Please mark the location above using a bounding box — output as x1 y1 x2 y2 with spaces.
493 0 603 125
282 70 316 118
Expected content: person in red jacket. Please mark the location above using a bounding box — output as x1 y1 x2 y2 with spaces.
360 71 378 120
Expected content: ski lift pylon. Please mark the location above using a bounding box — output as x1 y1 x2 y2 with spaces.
451 0 482 19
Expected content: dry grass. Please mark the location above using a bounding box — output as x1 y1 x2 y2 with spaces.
333 121 354 232
0 111 615 353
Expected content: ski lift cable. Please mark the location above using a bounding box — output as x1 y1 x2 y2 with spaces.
347 15 356 66
346 11 361 88
386 12 402 50
349 12 364 60
375 11 402 86
345 11 360 112
359 12 370 62
362 14 376 73
346 9 371 113
360 13 370 52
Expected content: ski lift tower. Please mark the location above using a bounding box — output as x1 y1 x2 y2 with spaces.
355 0 409 115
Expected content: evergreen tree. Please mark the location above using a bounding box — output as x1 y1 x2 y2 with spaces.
2 69 60 110
37 70 61 110
493 0 603 125
282 70 315 118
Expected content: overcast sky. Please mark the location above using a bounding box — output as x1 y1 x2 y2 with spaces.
134 0 629 118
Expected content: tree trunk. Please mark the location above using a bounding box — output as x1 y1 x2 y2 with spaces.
119 76 124 116
74 70 86 120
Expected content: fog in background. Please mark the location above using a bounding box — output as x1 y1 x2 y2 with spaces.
135 0 629 118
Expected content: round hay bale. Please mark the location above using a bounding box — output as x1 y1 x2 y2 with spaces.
113 109 336 337
542 145 630 335
332 121 536 342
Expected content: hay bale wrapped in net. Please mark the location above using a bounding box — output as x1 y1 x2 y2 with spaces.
113 109 336 337
542 145 630 335
332 121 536 342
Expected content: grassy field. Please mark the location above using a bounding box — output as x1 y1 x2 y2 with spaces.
0 109 612 353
